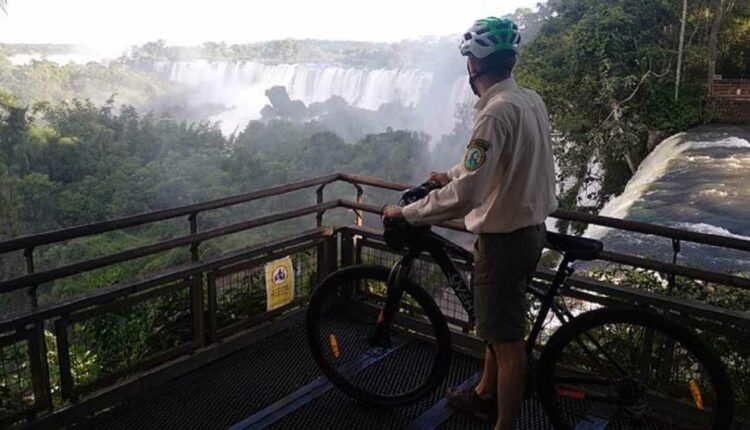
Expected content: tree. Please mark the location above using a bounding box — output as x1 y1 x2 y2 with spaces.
707 0 726 85
675 0 688 101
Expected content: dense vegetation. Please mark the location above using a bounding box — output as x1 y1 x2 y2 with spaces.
0 90 430 302
516 0 750 209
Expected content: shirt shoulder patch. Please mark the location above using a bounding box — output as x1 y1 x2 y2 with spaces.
463 139 489 171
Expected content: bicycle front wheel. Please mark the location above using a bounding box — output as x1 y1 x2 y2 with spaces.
305 265 452 407
538 308 733 430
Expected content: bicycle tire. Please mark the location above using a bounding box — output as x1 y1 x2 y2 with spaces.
537 307 733 430
305 265 452 407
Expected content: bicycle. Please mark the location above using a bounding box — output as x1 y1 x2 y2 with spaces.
305 182 734 430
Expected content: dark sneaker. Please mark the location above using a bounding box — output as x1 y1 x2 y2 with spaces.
445 386 497 422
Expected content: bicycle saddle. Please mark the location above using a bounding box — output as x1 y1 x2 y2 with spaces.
383 181 441 250
545 232 603 261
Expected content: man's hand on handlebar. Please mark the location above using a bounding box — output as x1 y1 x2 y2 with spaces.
428 171 450 187
381 204 405 227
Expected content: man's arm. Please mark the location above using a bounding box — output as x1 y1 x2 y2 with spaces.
402 114 507 225
446 163 464 181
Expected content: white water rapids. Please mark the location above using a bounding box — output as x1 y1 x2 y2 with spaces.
586 125 750 272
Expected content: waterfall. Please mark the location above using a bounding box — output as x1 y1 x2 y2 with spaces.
151 60 472 138
585 132 691 239
584 126 750 272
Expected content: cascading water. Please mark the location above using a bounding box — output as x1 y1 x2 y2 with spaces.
150 60 473 138
586 125 750 272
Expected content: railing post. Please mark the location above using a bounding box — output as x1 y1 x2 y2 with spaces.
55 316 76 403
340 229 354 269
24 248 37 308
354 184 364 227
316 232 337 284
27 324 52 412
667 238 680 295
316 185 325 227
206 272 218 343
187 213 206 347
22 247 52 413
188 212 199 263
315 185 329 286
189 275 206 349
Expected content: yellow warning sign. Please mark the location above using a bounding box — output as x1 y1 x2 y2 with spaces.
265 256 295 311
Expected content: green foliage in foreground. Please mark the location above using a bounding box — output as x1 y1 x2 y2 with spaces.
590 265 750 419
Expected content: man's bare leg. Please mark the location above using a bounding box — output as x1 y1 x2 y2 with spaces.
493 340 526 430
474 347 498 399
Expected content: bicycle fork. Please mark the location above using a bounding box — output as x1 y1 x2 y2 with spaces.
368 250 418 348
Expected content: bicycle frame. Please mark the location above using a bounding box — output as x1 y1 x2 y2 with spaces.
385 230 579 356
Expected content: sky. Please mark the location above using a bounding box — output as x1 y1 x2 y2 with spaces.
0 0 540 49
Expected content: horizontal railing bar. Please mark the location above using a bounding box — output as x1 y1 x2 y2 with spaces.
599 250 750 291
341 221 749 291
0 229 329 333
337 200 467 232
212 242 318 279
534 270 750 330
68 280 189 323
75 343 194 398
0 174 341 254
552 209 750 253
355 235 474 273
0 328 29 346
0 202 338 294
354 230 750 330
338 173 410 192
3 172 749 259
216 297 308 340
338 176 750 253
337 203 749 290
568 285 750 337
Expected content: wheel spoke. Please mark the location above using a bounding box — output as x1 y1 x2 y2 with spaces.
538 309 730 430
306 266 452 406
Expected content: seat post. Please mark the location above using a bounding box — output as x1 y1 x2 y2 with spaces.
526 255 573 355
551 255 575 294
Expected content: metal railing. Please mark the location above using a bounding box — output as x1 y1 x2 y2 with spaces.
0 172 748 427
710 78 750 98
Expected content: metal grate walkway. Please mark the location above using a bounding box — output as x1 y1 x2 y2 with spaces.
69 315 558 430
69 312 689 430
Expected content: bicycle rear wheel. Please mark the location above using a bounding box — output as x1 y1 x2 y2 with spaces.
538 308 733 430
305 265 452 407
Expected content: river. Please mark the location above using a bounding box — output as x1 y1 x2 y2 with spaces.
586 125 750 273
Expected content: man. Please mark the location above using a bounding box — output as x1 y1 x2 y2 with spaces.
381 17 557 430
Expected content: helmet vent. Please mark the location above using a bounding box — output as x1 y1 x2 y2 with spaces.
475 39 489 47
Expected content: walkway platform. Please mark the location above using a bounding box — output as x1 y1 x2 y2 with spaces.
68 314 554 430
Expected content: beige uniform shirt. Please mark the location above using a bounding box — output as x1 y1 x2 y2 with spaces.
402 77 558 233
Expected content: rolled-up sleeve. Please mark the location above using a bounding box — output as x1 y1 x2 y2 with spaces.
447 162 463 180
403 114 507 225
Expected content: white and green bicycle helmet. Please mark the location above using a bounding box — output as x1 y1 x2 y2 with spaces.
459 17 521 59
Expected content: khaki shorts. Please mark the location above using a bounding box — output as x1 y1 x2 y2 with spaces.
472 224 546 343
